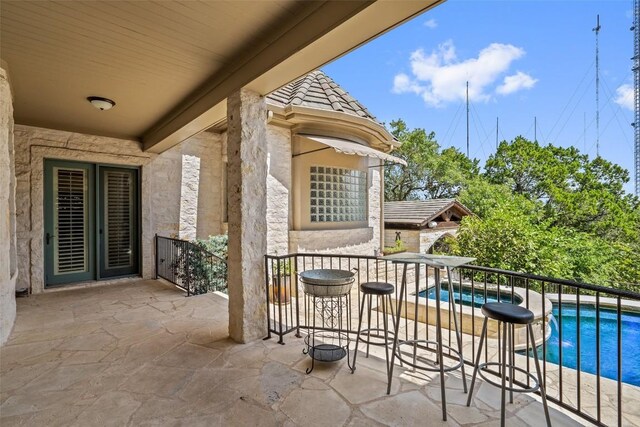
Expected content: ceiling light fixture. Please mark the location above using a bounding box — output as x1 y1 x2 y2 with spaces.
87 96 116 111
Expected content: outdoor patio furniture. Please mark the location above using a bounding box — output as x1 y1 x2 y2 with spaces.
382 253 475 422
466 302 552 427
351 281 396 377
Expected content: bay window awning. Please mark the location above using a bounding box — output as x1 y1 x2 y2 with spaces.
297 134 407 166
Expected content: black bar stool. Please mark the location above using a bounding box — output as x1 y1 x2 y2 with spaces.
351 282 395 377
467 302 551 427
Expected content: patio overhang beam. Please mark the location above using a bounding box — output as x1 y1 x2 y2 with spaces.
142 0 444 153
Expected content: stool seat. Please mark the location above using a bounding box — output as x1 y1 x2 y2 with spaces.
481 302 534 325
360 282 394 295
468 301 551 426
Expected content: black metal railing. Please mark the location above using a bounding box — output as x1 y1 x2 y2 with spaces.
264 252 640 427
156 235 227 296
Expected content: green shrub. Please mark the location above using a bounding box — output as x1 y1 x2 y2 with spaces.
171 234 228 295
383 239 407 255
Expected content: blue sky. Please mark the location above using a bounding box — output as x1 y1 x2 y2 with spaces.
323 0 636 194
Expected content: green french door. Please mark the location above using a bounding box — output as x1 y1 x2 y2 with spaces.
44 160 139 287
98 167 138 278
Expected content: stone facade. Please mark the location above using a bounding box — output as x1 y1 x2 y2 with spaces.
289 163 381 256
12 124 227 294
0 65 17 345
149 131 225 240
10 116 384 296
384 228 456 254
13 125 156 293
266 125 292 256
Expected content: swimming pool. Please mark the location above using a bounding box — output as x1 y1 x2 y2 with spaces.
535 303 640 386
418 283 523 308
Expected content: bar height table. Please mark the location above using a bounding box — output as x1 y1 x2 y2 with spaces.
381 253 476 422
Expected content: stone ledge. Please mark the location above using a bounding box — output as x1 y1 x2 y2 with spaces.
289 227 374 254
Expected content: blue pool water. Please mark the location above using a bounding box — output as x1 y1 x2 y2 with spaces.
536 304 640 386
421 286 640 386
418 284 523 308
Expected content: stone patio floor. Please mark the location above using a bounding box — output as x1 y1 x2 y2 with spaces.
0 279 586 426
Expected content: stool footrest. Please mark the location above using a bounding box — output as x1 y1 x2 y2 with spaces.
476 362 540 394
395 340 464 373
355 328 394 347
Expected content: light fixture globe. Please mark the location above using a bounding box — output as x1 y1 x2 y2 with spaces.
87 96 115 111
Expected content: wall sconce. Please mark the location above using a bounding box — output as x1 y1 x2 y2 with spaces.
87 96 116 111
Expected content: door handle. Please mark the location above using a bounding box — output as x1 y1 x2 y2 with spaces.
46 233 56 244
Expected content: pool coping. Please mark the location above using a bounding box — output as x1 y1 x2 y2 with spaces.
546 294 640 312
391 282 553 351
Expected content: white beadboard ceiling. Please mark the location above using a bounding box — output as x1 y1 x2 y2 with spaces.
0 1 443 152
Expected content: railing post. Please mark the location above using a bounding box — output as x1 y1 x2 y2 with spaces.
294 255 301 338
185 241 191 297
264 255 272 340
155 234 158 280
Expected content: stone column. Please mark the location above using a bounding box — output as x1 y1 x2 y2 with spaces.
0 63 17 345
179 154 201 240
226 89 268 343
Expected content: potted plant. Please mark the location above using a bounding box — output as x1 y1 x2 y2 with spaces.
269 259 295 304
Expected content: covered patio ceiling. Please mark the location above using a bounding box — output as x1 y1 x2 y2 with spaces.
0 0 443 153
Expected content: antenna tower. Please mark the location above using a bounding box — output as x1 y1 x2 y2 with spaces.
593 15 601 157
466 81 470 157
633 0 640 196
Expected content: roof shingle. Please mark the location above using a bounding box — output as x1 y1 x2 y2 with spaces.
384 199 473 227
267 70 378 122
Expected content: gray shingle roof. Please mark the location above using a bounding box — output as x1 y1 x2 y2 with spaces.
267 70 378 122
384 199 473 227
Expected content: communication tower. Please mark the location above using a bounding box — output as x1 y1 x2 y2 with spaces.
633 0 640 196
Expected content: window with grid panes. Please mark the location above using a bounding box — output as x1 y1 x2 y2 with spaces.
309 166 367 223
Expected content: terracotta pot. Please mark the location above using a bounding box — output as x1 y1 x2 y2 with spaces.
269 276 293 304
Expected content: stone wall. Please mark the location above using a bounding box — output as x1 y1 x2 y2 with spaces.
266 125 291 255
384 229 421 252
289 227 376 255
149 131 225 240
10 118 384 295
384 228 457 253
288 155 383 256
419 229 457 253
13 124 226 294
13 125 156 293
0 65 17 345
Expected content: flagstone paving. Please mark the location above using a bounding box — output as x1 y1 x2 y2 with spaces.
0 279 585 426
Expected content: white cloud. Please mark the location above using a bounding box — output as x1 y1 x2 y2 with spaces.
496 71 538 95
392 40 533 107
614 84 634 111
424 18 438 29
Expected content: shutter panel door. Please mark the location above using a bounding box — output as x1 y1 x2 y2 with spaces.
44 161 95 286
55 168 88 274
100 167 138 278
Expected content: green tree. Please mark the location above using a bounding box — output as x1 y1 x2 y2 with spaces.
454 139 640 288
384 119 479 201
485 137 640 244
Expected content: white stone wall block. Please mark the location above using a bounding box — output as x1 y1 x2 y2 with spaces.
0 65 16 345
266 125 291 255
